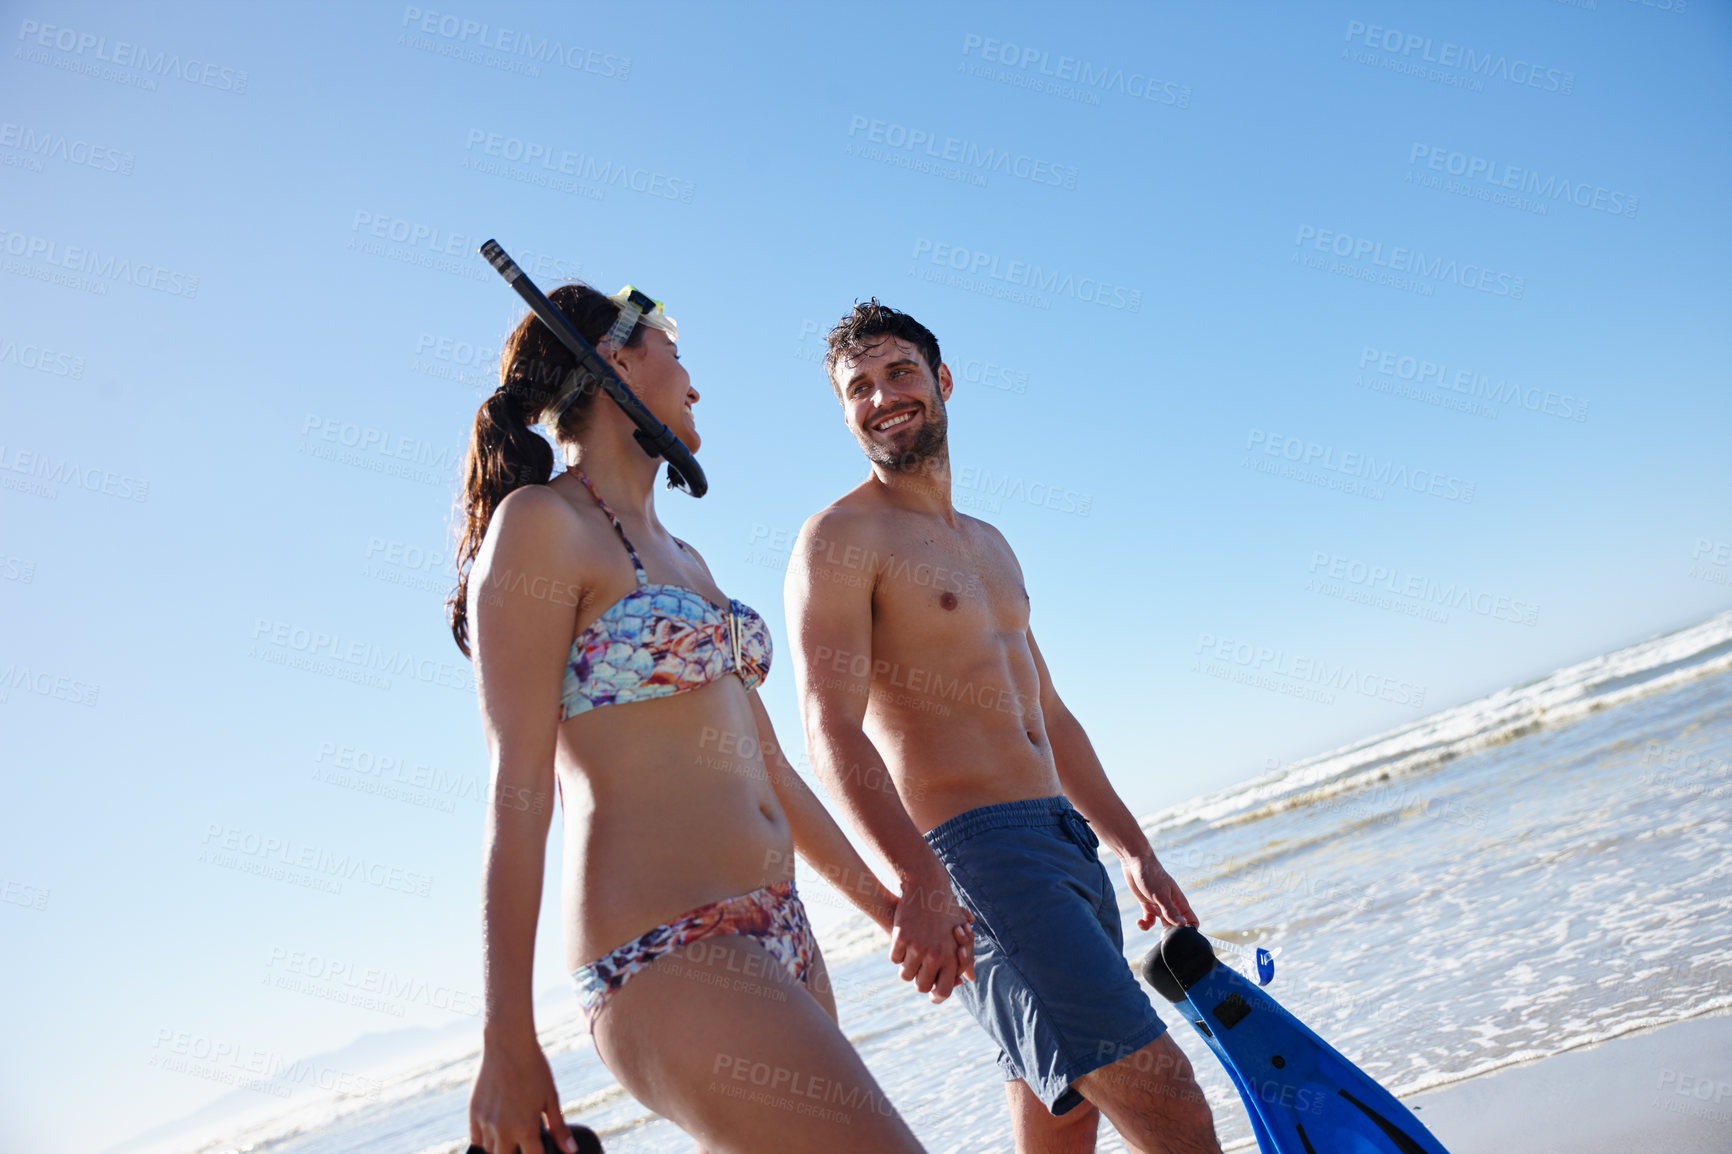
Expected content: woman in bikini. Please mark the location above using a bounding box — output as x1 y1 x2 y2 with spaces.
452 283 969 1154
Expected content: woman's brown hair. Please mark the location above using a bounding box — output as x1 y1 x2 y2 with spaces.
448 284 643 656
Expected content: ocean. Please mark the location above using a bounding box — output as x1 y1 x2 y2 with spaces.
166 610 1732 1153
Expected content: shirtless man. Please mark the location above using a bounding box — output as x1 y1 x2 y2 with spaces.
786 301 1223 1154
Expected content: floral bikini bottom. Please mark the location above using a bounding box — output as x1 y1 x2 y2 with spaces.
571 880 818 1026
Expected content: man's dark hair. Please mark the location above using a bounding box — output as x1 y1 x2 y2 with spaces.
823 299 942 394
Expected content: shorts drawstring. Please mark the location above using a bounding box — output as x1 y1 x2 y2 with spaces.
1060 808 1100 857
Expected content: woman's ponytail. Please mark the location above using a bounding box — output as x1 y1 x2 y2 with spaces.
448 391 554 655
448 282 643 656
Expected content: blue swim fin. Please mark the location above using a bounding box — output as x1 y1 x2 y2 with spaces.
1140 927 1452 1154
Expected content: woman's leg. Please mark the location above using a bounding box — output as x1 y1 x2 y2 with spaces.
804 942 839 1022
593 932 923 1154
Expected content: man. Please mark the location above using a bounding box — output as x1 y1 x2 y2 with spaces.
786 300 1223 1154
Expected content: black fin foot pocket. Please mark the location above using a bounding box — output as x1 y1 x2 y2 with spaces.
466 1123 604 1154
1138 924 1218 1003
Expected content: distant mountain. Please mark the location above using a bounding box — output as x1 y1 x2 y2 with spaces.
106 982 580 1154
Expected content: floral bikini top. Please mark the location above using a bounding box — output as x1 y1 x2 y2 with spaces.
560 472 771 720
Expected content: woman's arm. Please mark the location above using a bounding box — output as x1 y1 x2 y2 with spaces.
747 691 898 930
467 488 587 1154
747 694 973 982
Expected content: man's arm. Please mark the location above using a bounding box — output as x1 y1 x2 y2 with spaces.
1027 629 1201 930
786 507 973 1000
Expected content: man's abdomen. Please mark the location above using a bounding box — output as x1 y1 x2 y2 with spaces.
863 702 1060 832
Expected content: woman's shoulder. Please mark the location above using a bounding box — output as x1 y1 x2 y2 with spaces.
493 479 575 522
481 481 599 568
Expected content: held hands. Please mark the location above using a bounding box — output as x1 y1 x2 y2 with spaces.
887 868 976 1003
1124 850 1200 932
470 1029 578 1154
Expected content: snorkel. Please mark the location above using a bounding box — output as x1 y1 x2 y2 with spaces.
479 239 708 497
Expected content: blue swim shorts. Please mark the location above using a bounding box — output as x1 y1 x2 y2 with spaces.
924 795 1168 1115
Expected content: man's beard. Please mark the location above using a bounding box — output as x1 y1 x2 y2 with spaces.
857 392 948 473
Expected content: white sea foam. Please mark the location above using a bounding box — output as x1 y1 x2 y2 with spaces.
1140 609 1732 838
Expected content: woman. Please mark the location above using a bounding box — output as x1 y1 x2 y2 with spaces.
450 282 968 1154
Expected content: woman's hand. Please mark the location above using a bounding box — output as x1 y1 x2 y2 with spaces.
876 889 974 987
469 1029 577 1154
956 913 976 983
872 886 899 934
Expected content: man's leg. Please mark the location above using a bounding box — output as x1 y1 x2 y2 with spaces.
1006 1077 1100 1154
1074 1034 1221 1154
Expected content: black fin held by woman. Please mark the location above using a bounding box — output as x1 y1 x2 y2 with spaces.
466 1123 603 1154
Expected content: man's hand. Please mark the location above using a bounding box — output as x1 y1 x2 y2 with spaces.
1122 851 1200 932
889 865 975 1002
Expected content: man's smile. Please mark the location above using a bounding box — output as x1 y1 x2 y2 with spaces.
873 408 919 433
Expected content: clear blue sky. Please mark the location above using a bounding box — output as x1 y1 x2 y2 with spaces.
2 1 1728 1146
